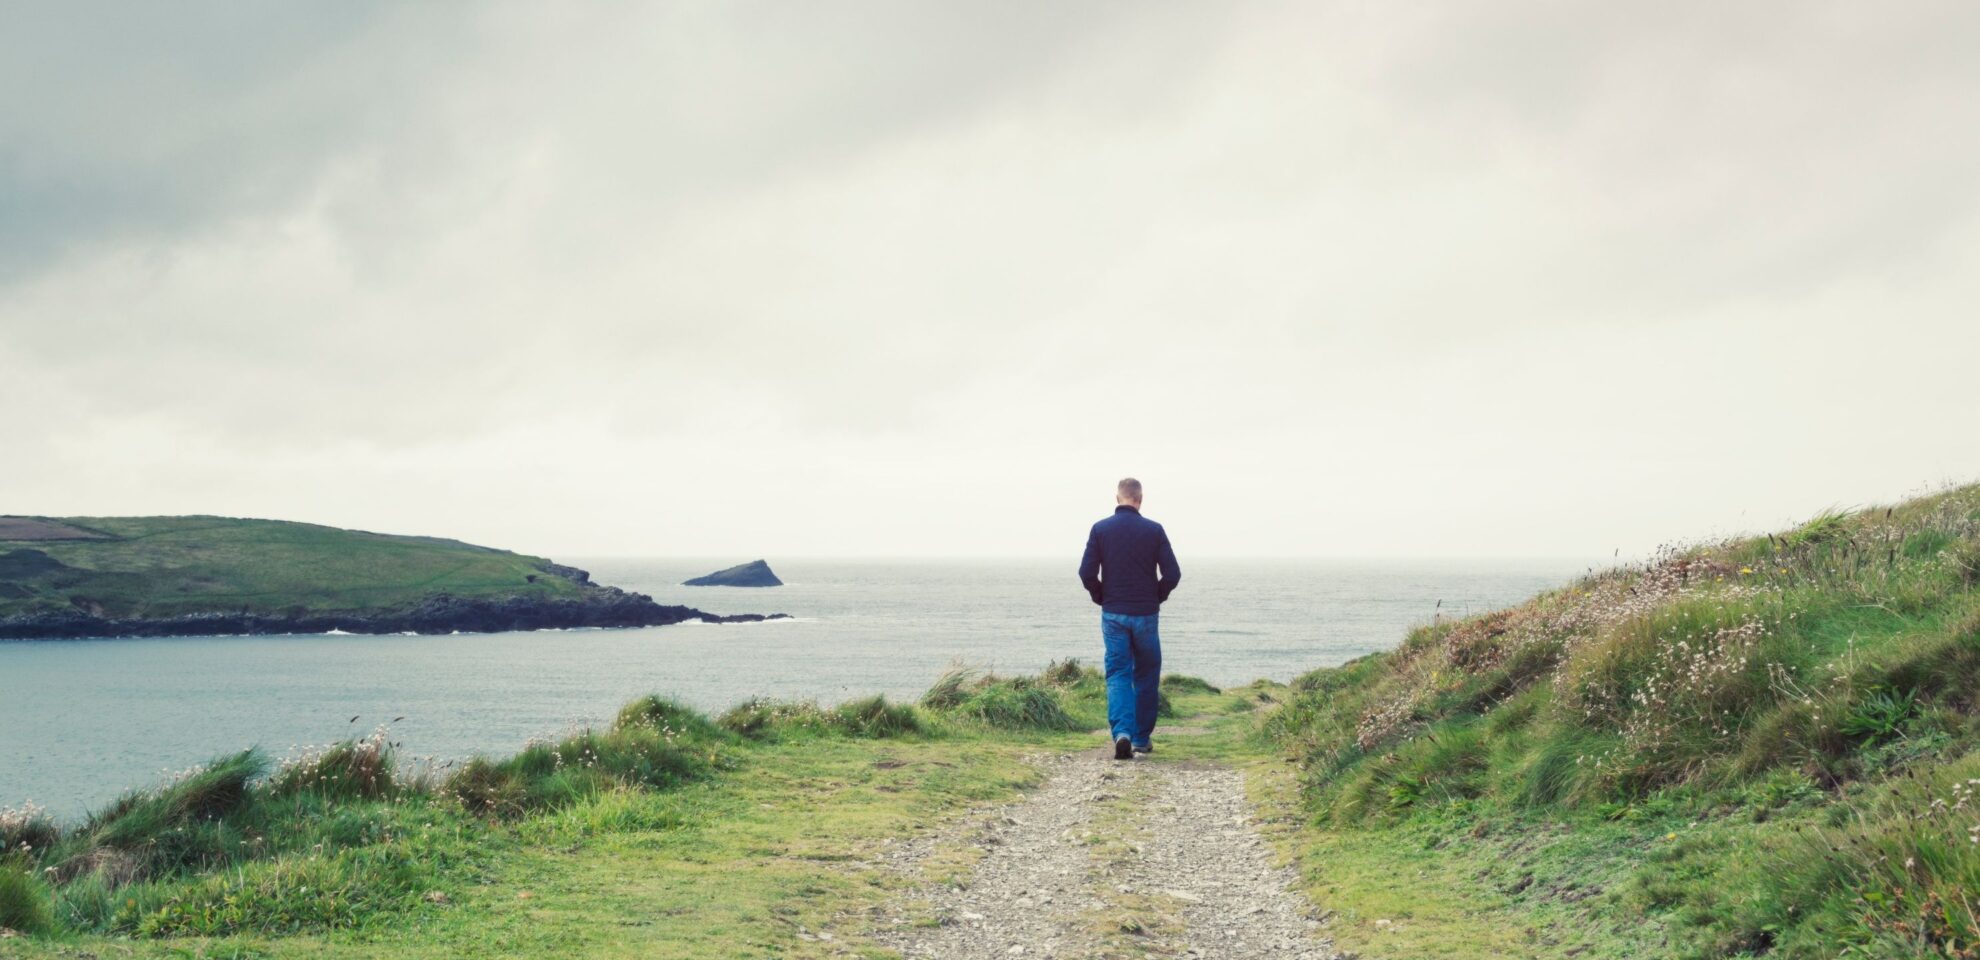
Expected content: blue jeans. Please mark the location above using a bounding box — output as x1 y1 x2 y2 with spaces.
1101 611 1162 746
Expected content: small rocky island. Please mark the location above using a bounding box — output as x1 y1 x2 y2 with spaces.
682 559 783 587
0 516 788 640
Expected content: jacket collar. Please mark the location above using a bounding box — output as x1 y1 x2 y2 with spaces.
1114 504 1140 515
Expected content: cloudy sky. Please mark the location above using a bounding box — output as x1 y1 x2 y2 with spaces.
3 2 1976 559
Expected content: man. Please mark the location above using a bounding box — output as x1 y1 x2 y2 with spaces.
1078 477 1182 760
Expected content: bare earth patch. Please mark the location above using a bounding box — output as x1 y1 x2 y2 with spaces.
873 742 1336 959
0 517 108 540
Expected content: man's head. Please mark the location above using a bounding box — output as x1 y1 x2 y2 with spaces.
1115 477 1143 506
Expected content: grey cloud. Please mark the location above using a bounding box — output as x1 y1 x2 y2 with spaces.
0 3 423 279
1 2 1975 556
1340 1 1980 313
0 3 1153 280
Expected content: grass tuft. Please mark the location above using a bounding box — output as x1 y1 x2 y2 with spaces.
922 673 1087 731
614 695 725 741
60 750 268 884
445 757 530 819
919 665 977 710
957 681 1082 731
917 663 1111 732
719 695 923 740
830 695 924 738
268 733 396 802
1161 673 1220 695
719 698 828 739
1040 658 1093 686
0 863 56 935
0 804 59 859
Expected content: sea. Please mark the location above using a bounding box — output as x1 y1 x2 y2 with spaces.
0 557 1592 816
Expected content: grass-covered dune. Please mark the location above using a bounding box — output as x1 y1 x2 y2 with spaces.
0 516 781 638
1262 483 1980 959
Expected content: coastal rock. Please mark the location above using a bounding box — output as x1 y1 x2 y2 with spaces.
536 562 593 586
0 589 790 640
682 559 783 587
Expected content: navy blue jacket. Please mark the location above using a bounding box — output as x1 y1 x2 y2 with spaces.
1078 505 1181 616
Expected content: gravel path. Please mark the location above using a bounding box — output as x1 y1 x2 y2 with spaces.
874 744 1335 959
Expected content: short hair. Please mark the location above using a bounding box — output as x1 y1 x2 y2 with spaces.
1116 477 1143 503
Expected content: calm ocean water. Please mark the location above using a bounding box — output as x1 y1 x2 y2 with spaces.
0 557 1590 816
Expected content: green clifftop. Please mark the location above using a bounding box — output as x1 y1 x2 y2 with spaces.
0 516 787 638
0 516 586 620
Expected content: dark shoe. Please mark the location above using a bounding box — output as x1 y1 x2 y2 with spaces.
1133 742 1152 754
1113 736 1134 760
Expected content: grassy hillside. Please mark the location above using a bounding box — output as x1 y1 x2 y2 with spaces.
0 516 587 619
1262 484 1980 958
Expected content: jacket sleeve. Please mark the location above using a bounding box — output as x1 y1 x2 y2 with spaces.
1156 530 1181 602
1078 526 1104 605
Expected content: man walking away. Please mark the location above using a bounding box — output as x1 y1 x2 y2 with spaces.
1078 477 1182 760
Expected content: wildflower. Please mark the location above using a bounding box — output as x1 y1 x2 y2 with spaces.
1739 567 1753 575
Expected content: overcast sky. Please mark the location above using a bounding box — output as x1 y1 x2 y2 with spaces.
3 2 1976 559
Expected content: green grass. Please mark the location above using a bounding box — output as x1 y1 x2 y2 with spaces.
917 663 1100 732
0 516 587 619
1160 673 1220 695
1259 482 1980 958
0 661 1171 955
0 738 1055 955
717 694 924 741
0 660 1251 955
0 864 56 936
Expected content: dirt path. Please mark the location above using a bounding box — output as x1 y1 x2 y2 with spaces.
872 740 1336 959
